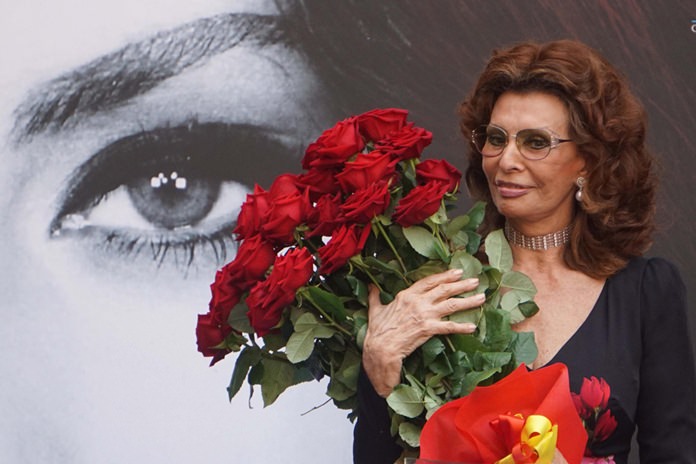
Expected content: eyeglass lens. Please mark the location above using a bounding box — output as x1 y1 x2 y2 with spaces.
473 126 554 160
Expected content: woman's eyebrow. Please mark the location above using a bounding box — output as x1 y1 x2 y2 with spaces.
12 13 287 142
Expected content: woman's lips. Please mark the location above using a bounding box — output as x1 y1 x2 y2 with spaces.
495 180 531 198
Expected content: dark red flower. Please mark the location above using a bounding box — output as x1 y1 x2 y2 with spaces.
416 159 462 193
306 192 345 238
571 392 592 420
246 247 314 337
296 167 342 202
318 224 371 275
302 117 365 170
335 151 397 193
234 185 271 240
374 123 432 161
594 409 618 442
339 180 391 224
261 186 312 245
218 235 276 292
355 108 409 141
578 376 611 410
268 173 301 198
393 181 449 227
196 312 234 365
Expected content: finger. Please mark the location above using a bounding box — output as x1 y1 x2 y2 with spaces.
412 268 464 292
434 320 478 335
436 292 486 317
429 277 480 303
367 284 383 317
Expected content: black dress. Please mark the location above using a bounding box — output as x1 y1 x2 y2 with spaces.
353 257 696 464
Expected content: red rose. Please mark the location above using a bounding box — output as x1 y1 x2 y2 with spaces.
246 247 314 337
355 108 409 141
219 234 276 291
578 376 610 410
307 192 345 238
296 167 342 202
339 180 391 224
318 224 371 275
233 184 270 240
261 186 312 245
335 151 397 193
374 123 432 161
393 181 449 227
209 267 243 316
416 159 462 193
302 117 365 170
268 173 301 197
196 312 234 365
594 409 618 442
571 392 592 420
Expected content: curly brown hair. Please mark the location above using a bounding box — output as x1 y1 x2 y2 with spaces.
459 40 656 279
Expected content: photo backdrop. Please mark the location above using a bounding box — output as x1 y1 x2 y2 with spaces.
1 1 693 463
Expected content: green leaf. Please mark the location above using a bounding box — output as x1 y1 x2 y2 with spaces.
445 214 471 238
386 384 424 418
475 351 512 370
285 329 316 363
327 376 355 401
500 271 537 295
448 307 482 325
261 333 287 352
293 312 320 332
519 301 540 318
332 348 361 391
346 275 368 305
303 286 347 322
448 333 486 353
465 201 486 230
428 203 449 225
485 229 513 272
500 290 524 311
227 346 261 400
421 337 445 366
398 422 422 448
259 357 299 406
483 307 512 351
465 230 482 255
428 353 454 376
461 367 503 395
406 261 448 281
403 226 440 259
228 301 253 333
363 256 402 274
510 331 538 365
449 250 483 279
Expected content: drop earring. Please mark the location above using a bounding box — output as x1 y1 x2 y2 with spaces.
575 177 585 202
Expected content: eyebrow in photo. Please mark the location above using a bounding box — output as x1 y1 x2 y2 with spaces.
12 12 289 141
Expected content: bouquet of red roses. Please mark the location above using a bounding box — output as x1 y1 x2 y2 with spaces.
196 109 540 450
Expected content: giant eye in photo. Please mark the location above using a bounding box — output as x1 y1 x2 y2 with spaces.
50 121 299 272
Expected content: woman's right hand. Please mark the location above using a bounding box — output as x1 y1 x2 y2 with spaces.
362 268 485 397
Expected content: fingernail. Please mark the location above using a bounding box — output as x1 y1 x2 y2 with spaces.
475 293 486 302
464 278 479 286
464 323 477 331
451 268 464 276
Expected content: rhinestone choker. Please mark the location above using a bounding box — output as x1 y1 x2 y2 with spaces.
504 223 571 251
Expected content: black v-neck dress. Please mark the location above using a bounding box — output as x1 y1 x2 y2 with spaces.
353 257 696 464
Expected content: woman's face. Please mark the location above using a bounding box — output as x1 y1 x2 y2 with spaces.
0 1 351 462
482 91 586 234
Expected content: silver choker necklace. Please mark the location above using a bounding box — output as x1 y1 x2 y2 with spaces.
504 223 571 251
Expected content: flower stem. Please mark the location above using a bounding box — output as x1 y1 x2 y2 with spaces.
374 221 408 275
304 293 353 337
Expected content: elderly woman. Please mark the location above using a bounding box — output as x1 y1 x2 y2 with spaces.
354 40 696 463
